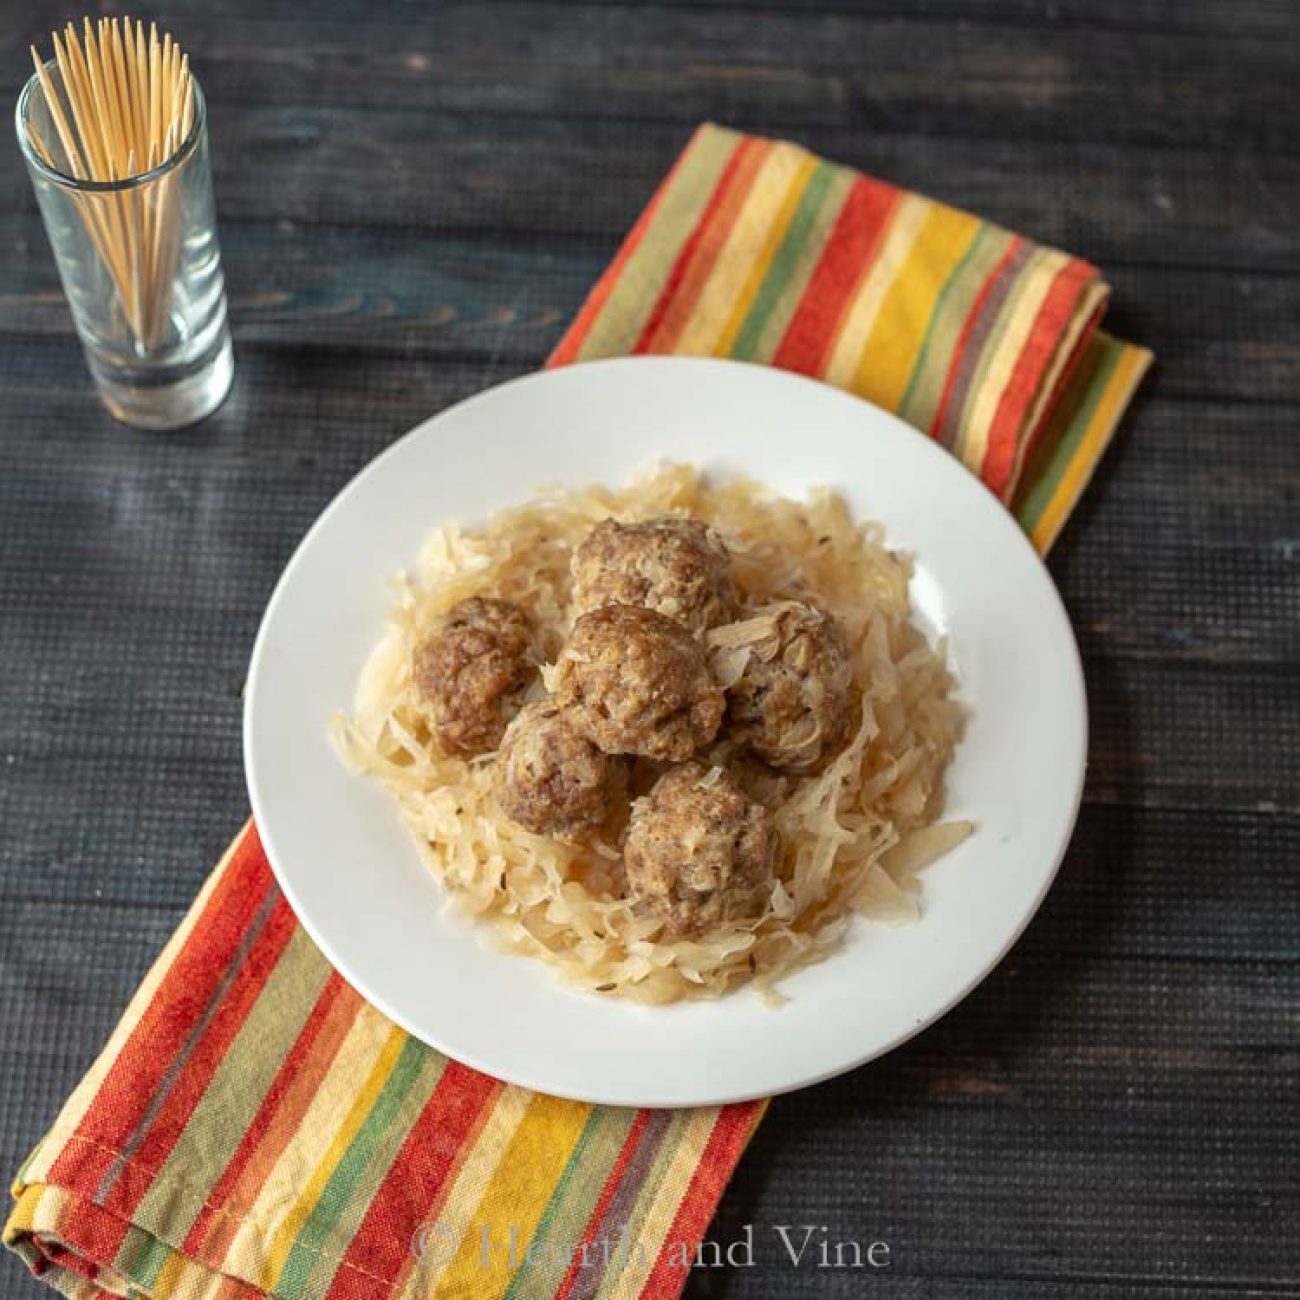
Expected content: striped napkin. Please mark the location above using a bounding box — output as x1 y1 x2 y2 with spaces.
6 124 1150 1300
554 125 1150 551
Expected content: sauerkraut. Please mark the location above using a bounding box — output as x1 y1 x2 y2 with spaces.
332 464 969 1004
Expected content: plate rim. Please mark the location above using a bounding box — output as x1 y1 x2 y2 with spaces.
243 355 1088 1107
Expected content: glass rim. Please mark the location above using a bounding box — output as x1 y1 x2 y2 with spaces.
15 59 207 193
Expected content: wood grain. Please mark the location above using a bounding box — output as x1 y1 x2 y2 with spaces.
12 8 1300 153
0 2 1296 1298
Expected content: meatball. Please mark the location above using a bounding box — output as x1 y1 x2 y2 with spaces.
712 600 852 773
624 762 777 936
411 596 535 757
495 702 623 838
553 605 724 762
571 516 737 631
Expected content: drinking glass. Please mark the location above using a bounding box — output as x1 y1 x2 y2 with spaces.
16 62 233 430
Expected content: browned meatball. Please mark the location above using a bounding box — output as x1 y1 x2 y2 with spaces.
412 596 535 757
553 605 724 761
495 702 623 838
571 516 737 631
624 762 777 936
711 601 852 773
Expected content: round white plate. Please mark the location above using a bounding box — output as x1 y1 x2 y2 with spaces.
244 357 1086 1108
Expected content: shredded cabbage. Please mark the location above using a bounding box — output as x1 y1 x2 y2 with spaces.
332 464 969 1004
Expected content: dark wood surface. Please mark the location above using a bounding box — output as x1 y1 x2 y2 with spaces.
2 2 1297 1296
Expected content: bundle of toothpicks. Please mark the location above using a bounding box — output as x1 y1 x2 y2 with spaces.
29 20 195 351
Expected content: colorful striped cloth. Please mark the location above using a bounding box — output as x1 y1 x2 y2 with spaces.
6 124 1150 1300
553 124 1151 552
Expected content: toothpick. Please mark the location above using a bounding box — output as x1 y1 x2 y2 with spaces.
24 20 199 351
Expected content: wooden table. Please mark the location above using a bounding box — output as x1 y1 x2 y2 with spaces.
2 2 1296 1296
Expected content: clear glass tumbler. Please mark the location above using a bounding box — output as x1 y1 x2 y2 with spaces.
16 62 233 430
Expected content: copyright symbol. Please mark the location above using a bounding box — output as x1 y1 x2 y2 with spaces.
410 1221 458 1267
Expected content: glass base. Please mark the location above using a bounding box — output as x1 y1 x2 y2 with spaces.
92 332 235 432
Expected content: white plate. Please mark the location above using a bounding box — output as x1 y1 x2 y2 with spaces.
244 357 1086 1108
